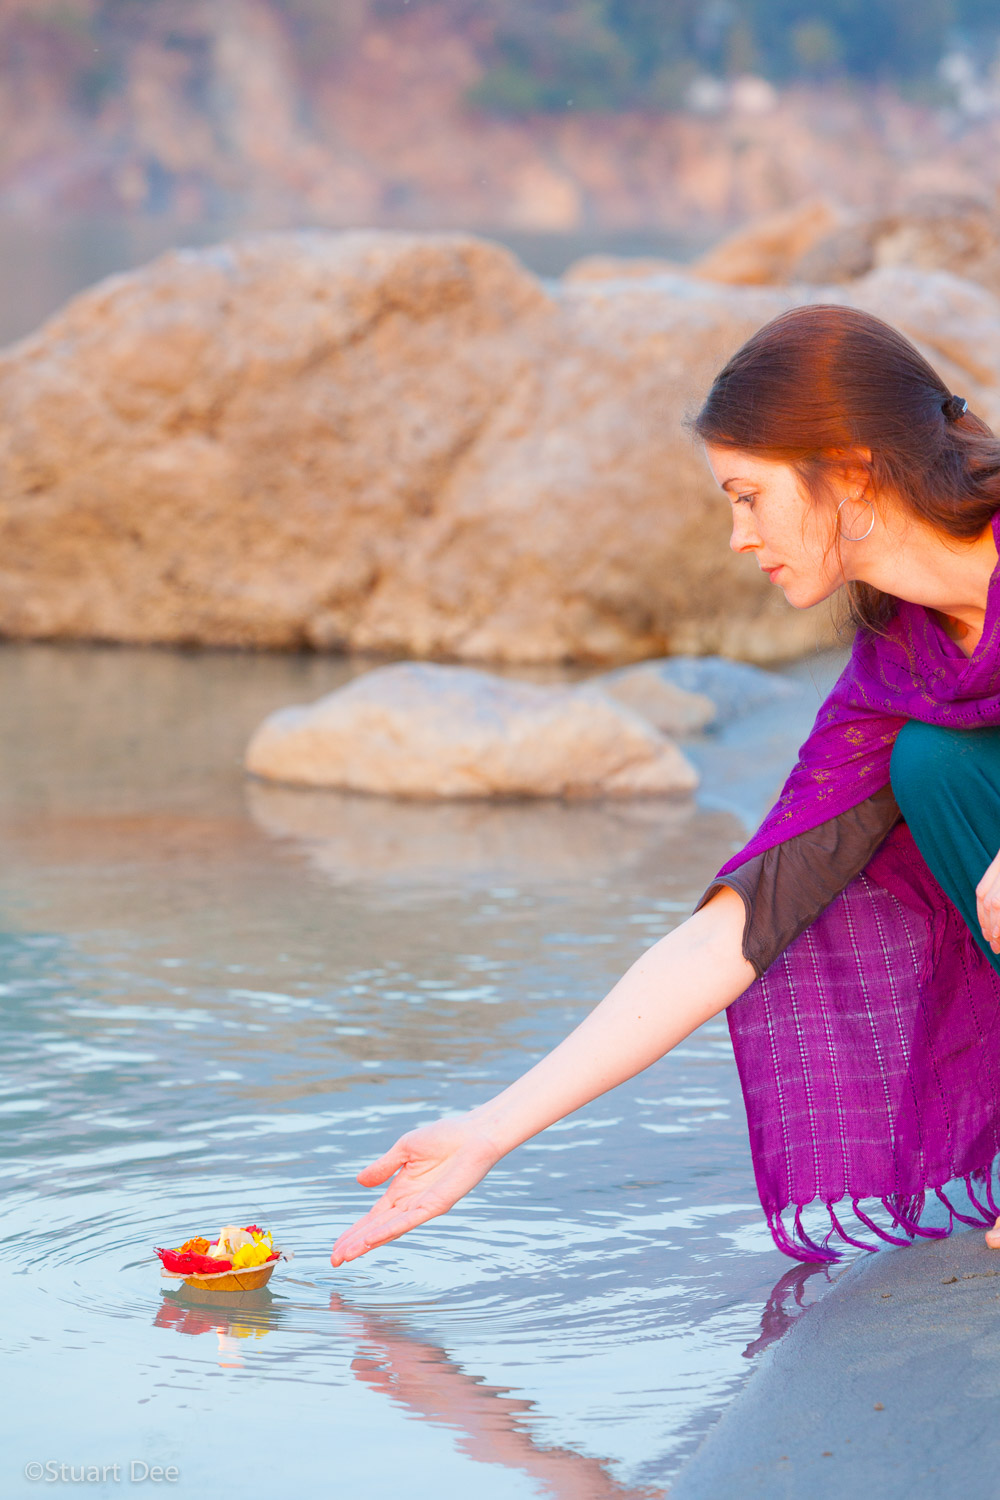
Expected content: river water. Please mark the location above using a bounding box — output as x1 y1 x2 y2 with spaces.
0 641 848 1497
0 217 708 348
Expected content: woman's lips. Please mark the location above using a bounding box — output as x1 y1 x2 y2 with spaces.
762 564 783 580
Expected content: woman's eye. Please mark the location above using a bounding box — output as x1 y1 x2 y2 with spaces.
735 493 756 505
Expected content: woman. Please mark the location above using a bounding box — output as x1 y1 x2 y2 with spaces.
331 303 1000 1268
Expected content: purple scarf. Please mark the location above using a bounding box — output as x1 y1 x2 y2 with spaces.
722 511 1000 1260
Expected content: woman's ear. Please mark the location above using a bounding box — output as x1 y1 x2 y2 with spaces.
827 445 873 498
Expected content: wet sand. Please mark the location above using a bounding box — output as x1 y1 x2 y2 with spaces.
672 1224 1000 1496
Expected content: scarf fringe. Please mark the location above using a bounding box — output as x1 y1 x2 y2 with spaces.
767 1169 1000 1262
936 1183 991 1229
985 1174 1000 1221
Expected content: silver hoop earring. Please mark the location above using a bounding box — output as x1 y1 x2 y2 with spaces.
837 495 875 541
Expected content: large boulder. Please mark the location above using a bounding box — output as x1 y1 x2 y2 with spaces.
1 230 997 665
687 196 845 286
244 661 698 798
684 192 1000 299
796 194 1000 297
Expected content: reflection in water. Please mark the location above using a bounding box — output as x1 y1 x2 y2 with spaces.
151 1259 824 1495
331 1293 667 1500
247 779 710 886
741 1261 837 1360
0 641 852 1493
156 1288 278 1368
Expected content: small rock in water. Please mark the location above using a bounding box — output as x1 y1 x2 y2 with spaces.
621 655 797 727
594 662 717 734
245 662 698 800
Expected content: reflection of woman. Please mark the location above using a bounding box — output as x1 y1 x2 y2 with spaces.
331 1295 664 1499
332 304 1000 1267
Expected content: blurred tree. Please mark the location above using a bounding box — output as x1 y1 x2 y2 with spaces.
3 0 997 121
462 0 996 112
281 0 374 77
725 16 758 75
467 0 634 112
790 18 843 75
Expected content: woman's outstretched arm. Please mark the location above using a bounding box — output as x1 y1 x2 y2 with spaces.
330 886 755 1266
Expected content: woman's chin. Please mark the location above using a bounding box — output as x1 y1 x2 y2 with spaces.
772 577 827 610
772 576 800 605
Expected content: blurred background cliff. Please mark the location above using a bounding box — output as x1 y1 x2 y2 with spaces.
6 0 1000 342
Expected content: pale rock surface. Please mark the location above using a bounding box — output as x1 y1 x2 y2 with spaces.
596 662 717 734
687 196 845 285
796 193 1000 296
562 198 843 288
687 191 1000 300
619 655 799 727
244 661 699 799
2 231 998 664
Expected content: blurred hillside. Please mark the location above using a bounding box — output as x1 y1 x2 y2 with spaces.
5 1 1000 341
4 0 1000 235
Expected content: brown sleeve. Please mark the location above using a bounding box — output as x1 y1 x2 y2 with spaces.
694 782 901 979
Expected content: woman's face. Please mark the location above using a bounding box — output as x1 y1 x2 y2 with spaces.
702 442 853 609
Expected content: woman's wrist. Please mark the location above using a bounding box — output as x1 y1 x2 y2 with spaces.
465 1093 538 1161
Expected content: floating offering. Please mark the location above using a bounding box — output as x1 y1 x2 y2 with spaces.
155 1223 287 1292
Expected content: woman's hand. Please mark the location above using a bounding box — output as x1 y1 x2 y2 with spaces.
331 892 753 1267
977 847 1000 954
330 1115 504 1267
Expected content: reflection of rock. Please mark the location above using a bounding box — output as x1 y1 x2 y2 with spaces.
606 655 796 728
245 776 712 884
245 662 698 798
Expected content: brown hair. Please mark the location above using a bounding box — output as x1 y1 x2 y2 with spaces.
690 303 1000 631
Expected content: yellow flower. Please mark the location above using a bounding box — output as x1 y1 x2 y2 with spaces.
231 1241 273 1269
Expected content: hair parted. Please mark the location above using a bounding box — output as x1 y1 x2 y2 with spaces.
690 303 1000 632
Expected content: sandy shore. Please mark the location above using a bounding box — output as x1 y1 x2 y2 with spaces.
671 1222 1000 1496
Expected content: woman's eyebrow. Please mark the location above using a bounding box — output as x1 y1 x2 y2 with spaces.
720 477 751 491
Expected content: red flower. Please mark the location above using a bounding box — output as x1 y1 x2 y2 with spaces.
155 1247 233 1275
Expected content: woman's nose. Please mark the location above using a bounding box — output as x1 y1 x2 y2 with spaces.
729 511 760 554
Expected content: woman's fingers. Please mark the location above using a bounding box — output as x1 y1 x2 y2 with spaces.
976 853 1000 951
331 1158 443 1265
356 1139 410 1187
979 888 1000 952
331 1117 503 1267
330 1189 445 1266
980 903 1000 953
332 1209 431 1266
